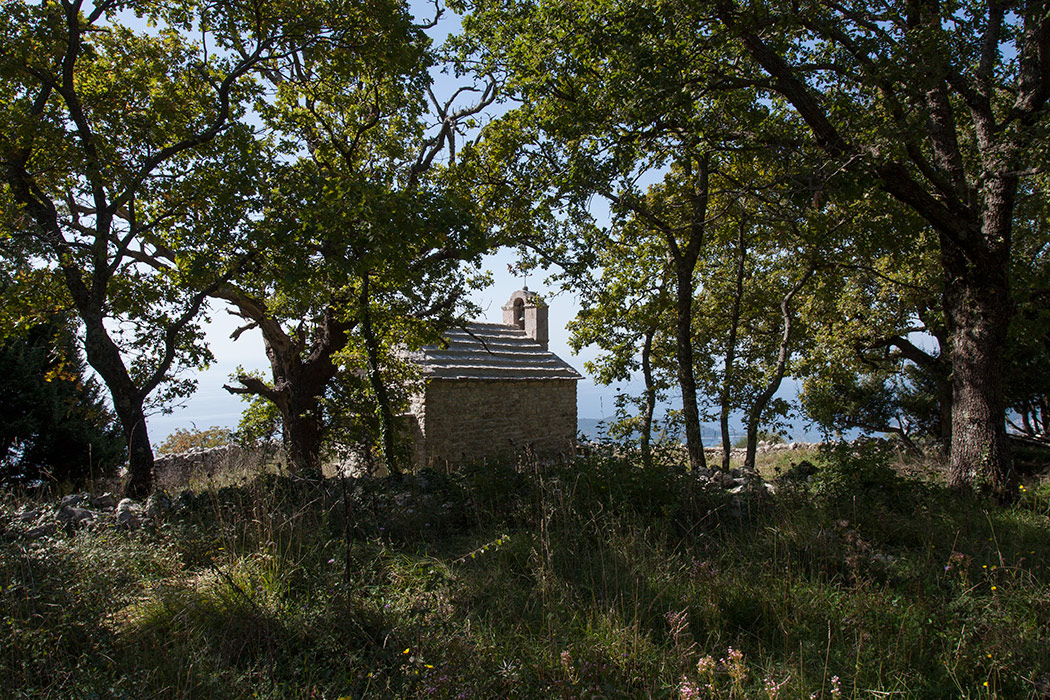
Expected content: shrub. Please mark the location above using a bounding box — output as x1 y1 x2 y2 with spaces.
0 315 125 489
156 426 236 455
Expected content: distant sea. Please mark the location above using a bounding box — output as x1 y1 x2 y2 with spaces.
577 417 827 446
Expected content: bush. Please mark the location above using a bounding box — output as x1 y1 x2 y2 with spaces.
0 316 125 489
156 426 236 455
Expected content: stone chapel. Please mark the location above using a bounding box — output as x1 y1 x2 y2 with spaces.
404 289 582 468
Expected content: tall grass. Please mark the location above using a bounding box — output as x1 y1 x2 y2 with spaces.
2 444 1049 698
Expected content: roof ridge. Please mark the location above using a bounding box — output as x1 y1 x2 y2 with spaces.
417 322 582 380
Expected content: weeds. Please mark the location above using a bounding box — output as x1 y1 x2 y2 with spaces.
1 446 1049 698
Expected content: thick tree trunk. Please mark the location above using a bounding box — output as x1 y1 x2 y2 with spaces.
941 231 1014 498
227 336 328 477
122 408 155 498
281 390 324 477
218 287 354 477
261 335 326 477
81 317 155 497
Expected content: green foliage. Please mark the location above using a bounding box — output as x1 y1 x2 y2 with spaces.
0 316 124 489
234 383 285 447
156 426 235 455
212 1 493 473
807 440 905 502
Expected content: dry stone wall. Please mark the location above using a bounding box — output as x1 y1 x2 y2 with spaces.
415 378 577 468
152 443 283 490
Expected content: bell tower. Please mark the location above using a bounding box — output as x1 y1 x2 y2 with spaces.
502 289 549 349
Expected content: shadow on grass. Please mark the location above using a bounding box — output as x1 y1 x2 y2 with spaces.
2 445 1050 698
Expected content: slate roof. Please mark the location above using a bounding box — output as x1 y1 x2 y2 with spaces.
413 322 582 381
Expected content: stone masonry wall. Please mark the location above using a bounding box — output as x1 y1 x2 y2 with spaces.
152 443 284 490
416 379 577 468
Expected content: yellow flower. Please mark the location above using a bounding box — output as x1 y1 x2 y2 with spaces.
403 648 410 655
991 585 997 591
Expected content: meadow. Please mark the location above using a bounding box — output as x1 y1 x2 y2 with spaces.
2 442 1049 699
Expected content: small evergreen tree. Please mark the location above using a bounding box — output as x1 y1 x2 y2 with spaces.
0 317 125 489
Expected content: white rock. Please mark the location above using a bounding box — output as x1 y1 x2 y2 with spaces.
115 498 142 528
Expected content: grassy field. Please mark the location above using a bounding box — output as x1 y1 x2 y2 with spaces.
2 443 1050 699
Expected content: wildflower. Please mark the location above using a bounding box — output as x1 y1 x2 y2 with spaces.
697 655 716 676
560 649 578 683
830 675 842 697
763 674 788 699
679 678 701 700
726 646 747 686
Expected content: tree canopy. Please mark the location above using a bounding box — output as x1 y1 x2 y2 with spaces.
3 0 1048 498
452 0 1050 498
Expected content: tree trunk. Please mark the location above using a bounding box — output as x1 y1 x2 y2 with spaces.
720 221 746 472
260 332 326 478
360 275 402 475
674 262 707 471
671 152 710 471
81 316 154 497
640 327 656 469
941 230 1014 498
281 390 324 477
122 408 155 499
711 0 1039 496
935 362 954 457
743 266 812 471
217 287 355 477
